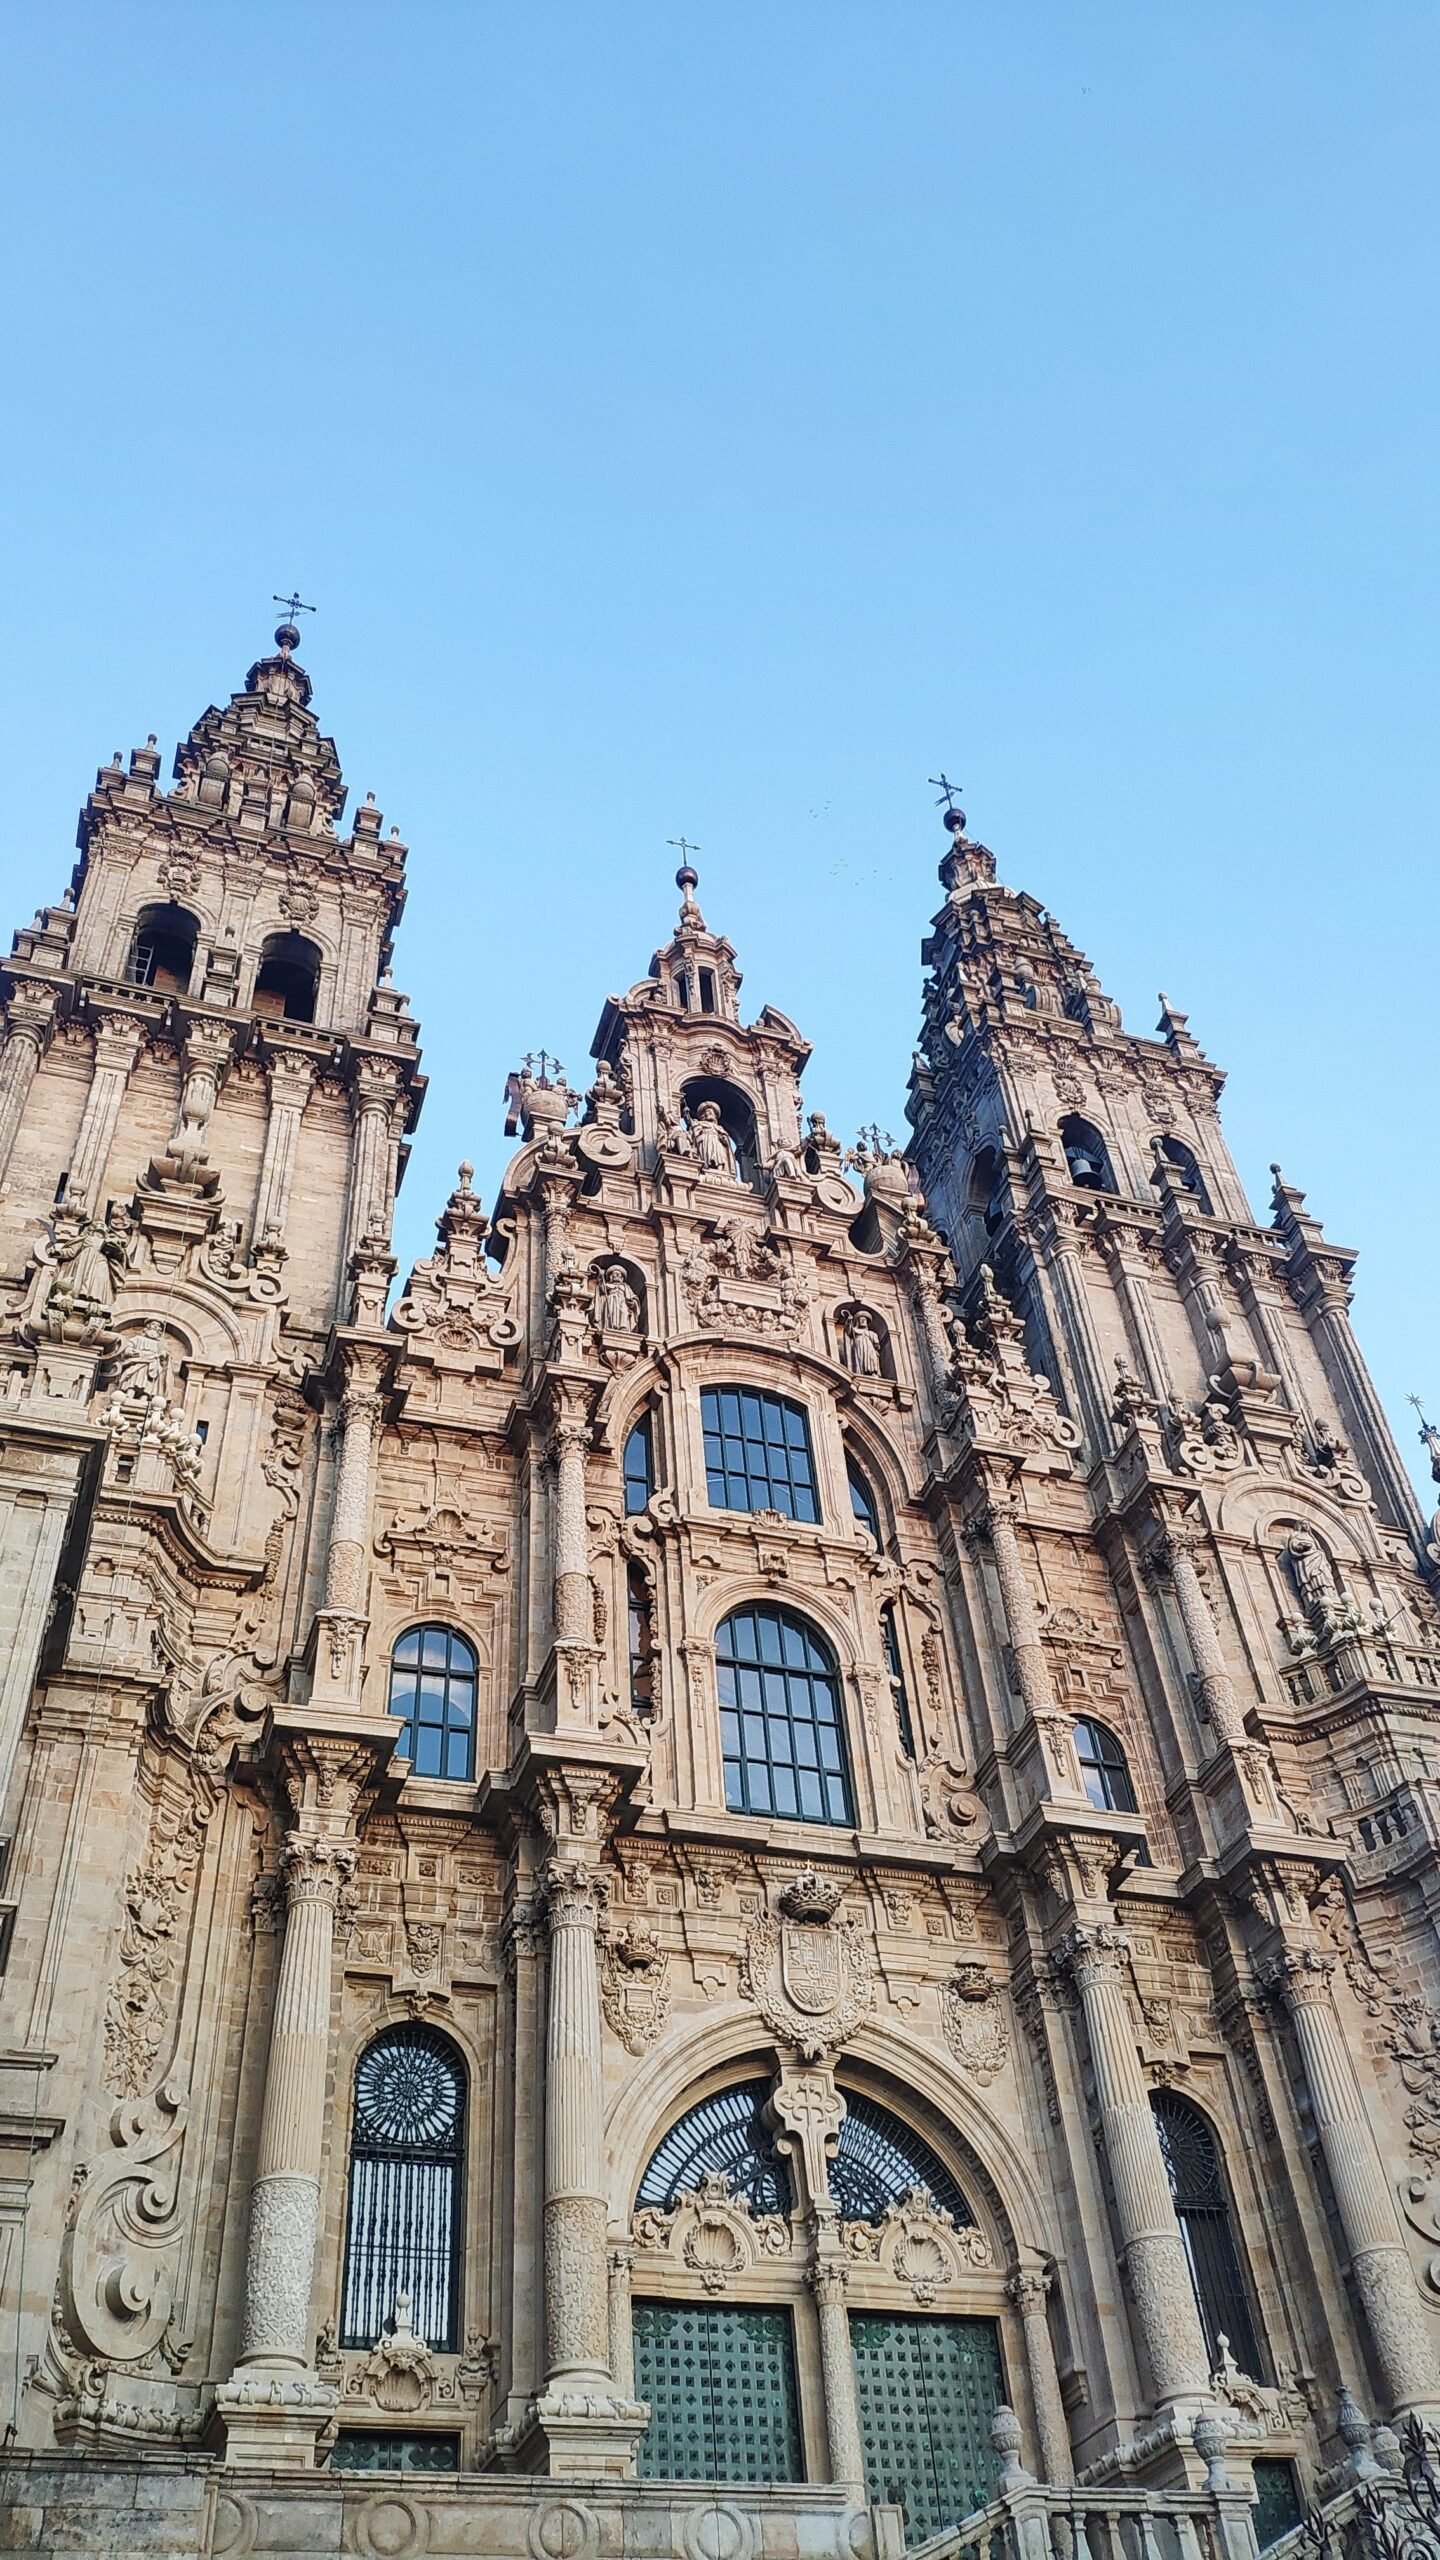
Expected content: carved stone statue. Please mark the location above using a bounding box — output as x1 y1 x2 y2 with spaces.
843 1307 883 1377
39 1203 130 1340
690 1102 737 1178
592 1263 640 1334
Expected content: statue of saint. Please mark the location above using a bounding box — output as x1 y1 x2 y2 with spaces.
593 1263 640 1334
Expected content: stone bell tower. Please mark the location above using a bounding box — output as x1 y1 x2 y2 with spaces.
905 793 1440 2433
0 617 424 1333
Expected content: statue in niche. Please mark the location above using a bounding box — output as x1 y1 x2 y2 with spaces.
592 1263 640 1334
661 1109 694 1157
772 1140 802 1180
843 1308 883 1377
690 1102 737 1178
114 1319 168 1403
40 1201 131 1337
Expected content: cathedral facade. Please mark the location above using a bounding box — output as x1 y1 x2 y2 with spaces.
1 628 1438 2559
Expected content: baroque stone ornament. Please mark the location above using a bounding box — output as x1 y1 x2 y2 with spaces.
59 2078 189 2366
739 1873 874 2060
598 1922 671 2054
941 1962 1011 2084
841 2185 992 2299
631 2172 791 2291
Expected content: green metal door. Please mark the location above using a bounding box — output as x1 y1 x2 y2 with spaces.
632 2302 803 2483
850 2312 1003 2542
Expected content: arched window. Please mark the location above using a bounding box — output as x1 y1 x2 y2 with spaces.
341 2026 464 2350
701 1386 818 1521
1074 1718 1138 1814
253 930 320 1023
880 1604 916 1758
967 1147 1005 1236
847 1455 881 1549
716 1605 853 1826
832 2092 977 2228
388 1626 477 1781
1158 1135 1213 1215
623 1413 654 1514
1060 1115 1117 1194
637 2080 792 2214
128 903 198 995
1151 2091 1263 2376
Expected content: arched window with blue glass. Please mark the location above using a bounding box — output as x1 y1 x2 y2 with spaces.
388 1626 477 1781
702 1387 818 1522
847 1453 881 1550
716 1603 852 1825
623 1411 655 1514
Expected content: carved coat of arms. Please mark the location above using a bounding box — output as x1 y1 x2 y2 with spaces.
740 1871 874 2061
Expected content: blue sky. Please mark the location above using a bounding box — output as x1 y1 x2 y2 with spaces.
1 5 1436 1497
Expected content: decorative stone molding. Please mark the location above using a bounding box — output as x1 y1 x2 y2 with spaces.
941 1962 1011 2084
598 1923 671 2054
841 2186 992 2300
631 2172 791 2291
58 2077 189 2367
739 1876 874 2061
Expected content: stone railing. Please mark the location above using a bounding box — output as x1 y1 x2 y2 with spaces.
902 2480 1263 2560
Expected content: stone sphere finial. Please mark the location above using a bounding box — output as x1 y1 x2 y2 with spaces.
676 861 699 896
275 621 301 654
942 805 967 836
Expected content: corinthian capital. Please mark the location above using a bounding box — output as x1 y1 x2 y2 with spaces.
1259 1944 1336 2010
1054 1921 1131 1988
542 1854 605 1929
280 1834 358 1907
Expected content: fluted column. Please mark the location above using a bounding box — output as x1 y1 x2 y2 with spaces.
1268 1948 1438 2414
1156 1530 1246 1749
0 986 56 1178
251 1047 314 1245
340 1057 402 1274
324 1374 383 1617
551 1416 592 1647
67 1012 142 1209
542 1859 611 2383
980 1498 1088 1800
811 2258 866 2492
906 1263 955 1412
1061 1923 1210 2405
237 1835 355 2367
1006 2267 1071 2482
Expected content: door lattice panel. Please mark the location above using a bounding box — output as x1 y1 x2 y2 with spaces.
632 2302 803 2483
850 2312 1002 2542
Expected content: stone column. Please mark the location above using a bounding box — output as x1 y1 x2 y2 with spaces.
236 1836 354 2370
251 1047 315 1246
1032 1201 1112 1453
551 1416 592 1647
340 1058 401 1274
1268 1949 1438 2414
67 1012 142 1209
307 1356 386 1714
1007 2267 1072 2483
1061 1923 1210 2406
1156 1530 1246 1749
979 1498 1087 1801
811 2258 866 2492
541 1859 612 2384
0 986 56 1179
907 1263 955 1413
607 2244 635 2395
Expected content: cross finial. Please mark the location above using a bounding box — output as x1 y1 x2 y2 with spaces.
929 772 963 816
272 592 316 652
667 836 700 864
